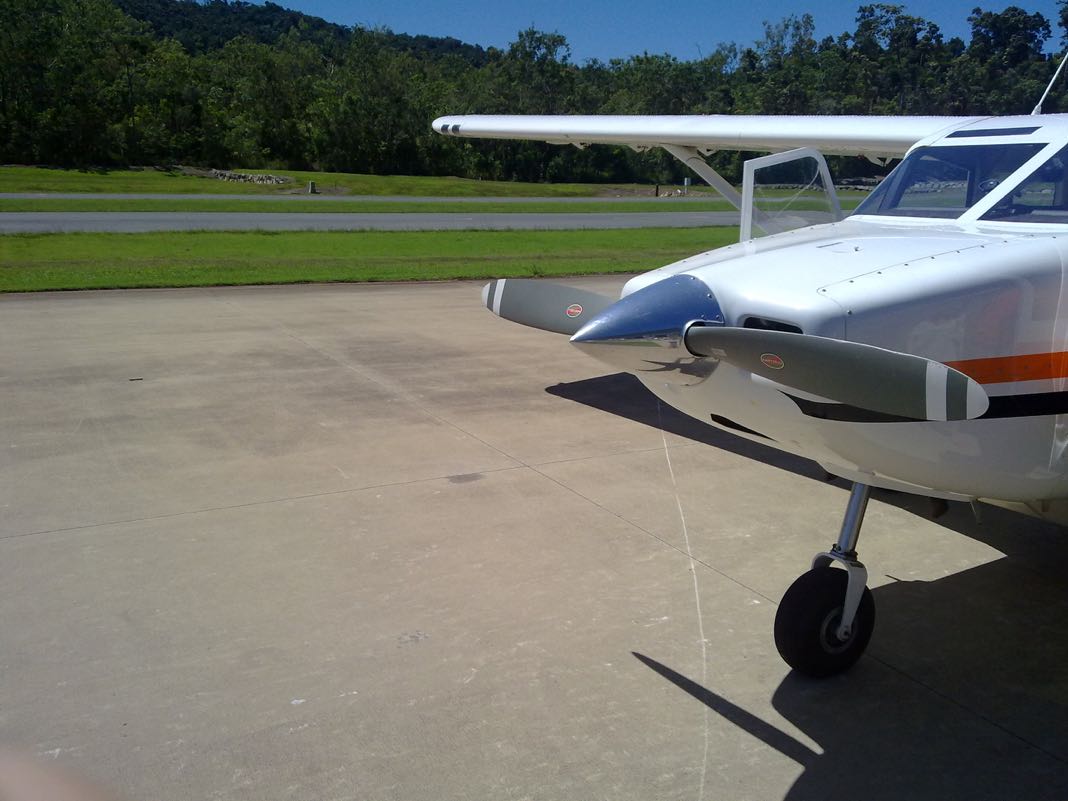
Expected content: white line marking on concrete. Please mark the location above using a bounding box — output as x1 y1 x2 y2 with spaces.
658 399 710 801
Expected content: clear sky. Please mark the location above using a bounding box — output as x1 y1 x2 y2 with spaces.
275 0 1063 62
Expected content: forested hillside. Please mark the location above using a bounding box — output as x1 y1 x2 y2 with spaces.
0 0 1064 183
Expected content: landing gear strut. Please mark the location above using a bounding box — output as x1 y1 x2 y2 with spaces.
774 482 876 677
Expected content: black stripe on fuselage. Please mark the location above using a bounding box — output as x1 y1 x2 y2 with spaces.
786 390 1068 423
946 126 1041 138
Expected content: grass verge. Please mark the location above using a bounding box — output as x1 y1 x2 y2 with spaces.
0 166 871 202
0 197 865 213
0 198 738 213
0 166 678 197
0 228 738 292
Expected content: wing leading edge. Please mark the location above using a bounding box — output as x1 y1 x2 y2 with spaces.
433 114 986 158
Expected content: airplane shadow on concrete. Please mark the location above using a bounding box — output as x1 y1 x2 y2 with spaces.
549 373 1068 799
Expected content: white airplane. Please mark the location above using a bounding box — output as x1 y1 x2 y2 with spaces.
433 109 1068 677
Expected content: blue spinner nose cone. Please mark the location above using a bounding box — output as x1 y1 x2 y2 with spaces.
570 273 725 385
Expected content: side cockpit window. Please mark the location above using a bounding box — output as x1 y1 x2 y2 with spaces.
980 144 1068 223
856 143 1045 219
893 152 970 213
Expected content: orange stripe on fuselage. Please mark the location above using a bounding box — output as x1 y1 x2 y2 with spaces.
946 352 1068 384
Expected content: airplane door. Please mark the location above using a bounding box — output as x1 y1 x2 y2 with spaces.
740 147 842 241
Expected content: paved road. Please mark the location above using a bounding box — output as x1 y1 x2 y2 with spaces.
0 210 740 232
3 279 1067 801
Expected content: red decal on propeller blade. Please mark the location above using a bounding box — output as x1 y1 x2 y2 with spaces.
760 353 785 370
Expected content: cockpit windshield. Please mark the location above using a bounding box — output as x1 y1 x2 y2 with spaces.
854 143 1045 219
980 143 1068 223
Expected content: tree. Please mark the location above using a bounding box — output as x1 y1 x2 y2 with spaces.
132 38 201 163
963 6 1053 113
39 0 154 165
2 0 1062 179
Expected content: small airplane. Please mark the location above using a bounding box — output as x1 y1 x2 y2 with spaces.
433 105 1068 677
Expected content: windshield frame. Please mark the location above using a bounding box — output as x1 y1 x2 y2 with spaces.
852 137 1062 224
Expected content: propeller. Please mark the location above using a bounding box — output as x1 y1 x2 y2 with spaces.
481 279 615 335
480 273 989 423
685 325 989 422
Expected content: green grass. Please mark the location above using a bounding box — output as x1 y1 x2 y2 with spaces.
0 165 687 197
252 169 631 197
0 166 283 194
0 195 862 213
0 197 738 213
0 228 737 292
0 166 871 202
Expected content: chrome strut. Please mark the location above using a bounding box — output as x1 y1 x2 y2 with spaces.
812 482 870 640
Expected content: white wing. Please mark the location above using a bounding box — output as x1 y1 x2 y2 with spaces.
432 114 987 158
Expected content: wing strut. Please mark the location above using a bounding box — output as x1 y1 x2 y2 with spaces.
661 144 771 238
661 145 743 208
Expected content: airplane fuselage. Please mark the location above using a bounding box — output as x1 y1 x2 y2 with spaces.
437 105 1068 675
627 219 1068 508
441 112 1068 522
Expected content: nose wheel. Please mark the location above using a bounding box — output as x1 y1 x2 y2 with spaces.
774 482 877 678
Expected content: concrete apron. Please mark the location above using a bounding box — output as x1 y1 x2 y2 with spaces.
2 279 1067 801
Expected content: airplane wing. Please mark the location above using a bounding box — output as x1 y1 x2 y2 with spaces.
433 114 986 158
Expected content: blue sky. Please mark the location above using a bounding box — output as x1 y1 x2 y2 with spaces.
277 0 1063 62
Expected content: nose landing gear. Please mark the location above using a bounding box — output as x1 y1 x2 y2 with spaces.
774 482 876 677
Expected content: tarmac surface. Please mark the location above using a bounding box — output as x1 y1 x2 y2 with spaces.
4 279 1068 800
0 210 735 233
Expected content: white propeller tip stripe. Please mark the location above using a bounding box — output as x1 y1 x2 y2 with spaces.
967 381 989 419
493 279 506 316
926 361 989 421
925 362 949 421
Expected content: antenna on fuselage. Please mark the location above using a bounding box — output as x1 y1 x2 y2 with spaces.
1032 50 1068 115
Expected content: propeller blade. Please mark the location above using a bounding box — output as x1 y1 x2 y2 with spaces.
685 326 989 422
482 279 615 335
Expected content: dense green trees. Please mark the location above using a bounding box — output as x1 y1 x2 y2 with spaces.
0 0 151 165
1 0 1067 181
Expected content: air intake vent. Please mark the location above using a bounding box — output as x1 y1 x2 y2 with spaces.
743 317 802 334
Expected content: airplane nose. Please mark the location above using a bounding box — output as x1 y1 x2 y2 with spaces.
570 273 724 385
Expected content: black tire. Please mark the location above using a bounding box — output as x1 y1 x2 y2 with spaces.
773 566 875 678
